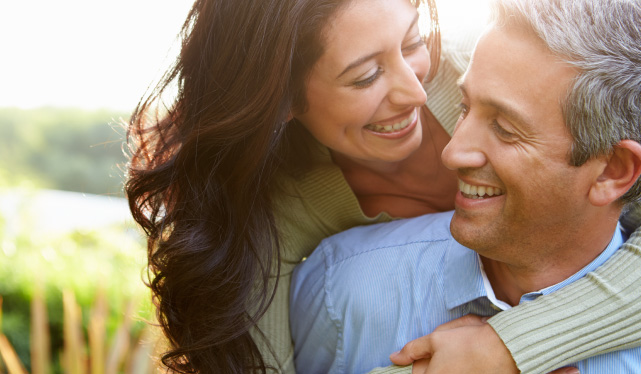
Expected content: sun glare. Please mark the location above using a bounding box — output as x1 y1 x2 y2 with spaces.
0 0 489 111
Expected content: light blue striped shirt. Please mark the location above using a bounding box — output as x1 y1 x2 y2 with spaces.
290 211 638 374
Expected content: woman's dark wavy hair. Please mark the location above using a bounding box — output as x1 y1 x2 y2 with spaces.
125 0 440 373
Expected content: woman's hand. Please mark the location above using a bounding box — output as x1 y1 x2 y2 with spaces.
389 315 579 374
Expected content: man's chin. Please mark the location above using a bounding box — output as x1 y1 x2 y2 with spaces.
450 214 493 251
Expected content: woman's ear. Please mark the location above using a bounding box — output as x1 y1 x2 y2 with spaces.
589 140 641 206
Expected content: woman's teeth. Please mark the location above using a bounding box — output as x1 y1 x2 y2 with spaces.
366 111 415 133
459 180 503 199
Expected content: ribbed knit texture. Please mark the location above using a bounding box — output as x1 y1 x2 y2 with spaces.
489 225 641 373
369 366 412 374
253 24 641 374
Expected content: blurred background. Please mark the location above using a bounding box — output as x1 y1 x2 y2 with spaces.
0 1 192 372
0 0 489 373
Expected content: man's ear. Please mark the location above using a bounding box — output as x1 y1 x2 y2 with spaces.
589 140 641 206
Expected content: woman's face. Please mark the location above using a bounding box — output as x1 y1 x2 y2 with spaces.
294 0 430 165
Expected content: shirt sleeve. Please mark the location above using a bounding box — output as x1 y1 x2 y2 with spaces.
290 244 342 374
290 243 417 374
488 206 641 373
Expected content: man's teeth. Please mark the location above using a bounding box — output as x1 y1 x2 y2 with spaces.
366 111 415 133
459 180 503 199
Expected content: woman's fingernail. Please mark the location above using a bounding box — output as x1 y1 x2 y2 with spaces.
563 367 580 374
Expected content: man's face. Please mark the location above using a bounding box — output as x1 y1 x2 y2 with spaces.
441 26 603 266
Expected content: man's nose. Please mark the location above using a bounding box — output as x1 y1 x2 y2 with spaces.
441 115 488 171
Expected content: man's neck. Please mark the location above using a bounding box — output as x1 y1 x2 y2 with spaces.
482 218 621 306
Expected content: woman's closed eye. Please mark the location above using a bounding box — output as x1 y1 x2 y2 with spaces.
402 39 425 53
352 67 384 89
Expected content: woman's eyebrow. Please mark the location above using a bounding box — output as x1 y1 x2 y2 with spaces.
336 13 420 80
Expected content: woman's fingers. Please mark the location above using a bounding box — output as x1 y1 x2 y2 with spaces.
549 367 580 374
389 335 435 365
432 314 487 332
391 315 580 374
390 315 488 365
390 316 517 373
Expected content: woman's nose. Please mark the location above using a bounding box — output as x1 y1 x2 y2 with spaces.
387 56 428 107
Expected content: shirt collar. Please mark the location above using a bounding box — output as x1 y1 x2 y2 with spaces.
444 239 487 310
519 222 625 303
444 222 625 310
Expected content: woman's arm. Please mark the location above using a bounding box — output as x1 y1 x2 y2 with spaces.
491 217 641 373
389 205 641 373
390 315 579 374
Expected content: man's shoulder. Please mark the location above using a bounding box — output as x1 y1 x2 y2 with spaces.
314 210 455 266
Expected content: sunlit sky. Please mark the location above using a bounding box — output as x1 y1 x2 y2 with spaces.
0 0 488 112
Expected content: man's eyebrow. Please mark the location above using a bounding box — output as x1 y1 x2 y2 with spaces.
336 13 420 80
458 81 534 130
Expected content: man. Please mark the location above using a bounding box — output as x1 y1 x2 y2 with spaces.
289 0 641 373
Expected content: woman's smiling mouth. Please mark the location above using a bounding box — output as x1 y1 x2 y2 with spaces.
365 109 417 134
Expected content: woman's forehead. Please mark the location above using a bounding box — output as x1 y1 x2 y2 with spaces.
316 0 420 70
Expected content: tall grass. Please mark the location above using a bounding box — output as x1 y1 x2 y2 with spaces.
0 188 158 373
0 291 161 374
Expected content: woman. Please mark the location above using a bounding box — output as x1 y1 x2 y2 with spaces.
125 0 641 373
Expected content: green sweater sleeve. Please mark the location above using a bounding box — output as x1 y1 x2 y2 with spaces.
368 365 412 374
489 207 641 373
366 209 641 374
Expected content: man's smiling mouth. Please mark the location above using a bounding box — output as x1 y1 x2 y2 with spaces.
459 179 504 199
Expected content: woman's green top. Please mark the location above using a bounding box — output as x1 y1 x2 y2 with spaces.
253 25 641 374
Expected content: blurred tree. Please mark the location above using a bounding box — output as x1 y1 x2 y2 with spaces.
0 107 130 196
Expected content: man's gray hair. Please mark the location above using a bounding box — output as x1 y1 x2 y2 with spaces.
490 0 641 204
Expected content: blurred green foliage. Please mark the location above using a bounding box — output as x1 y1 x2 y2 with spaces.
0 106 152 372
0 107 130 196
0 202 151 372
